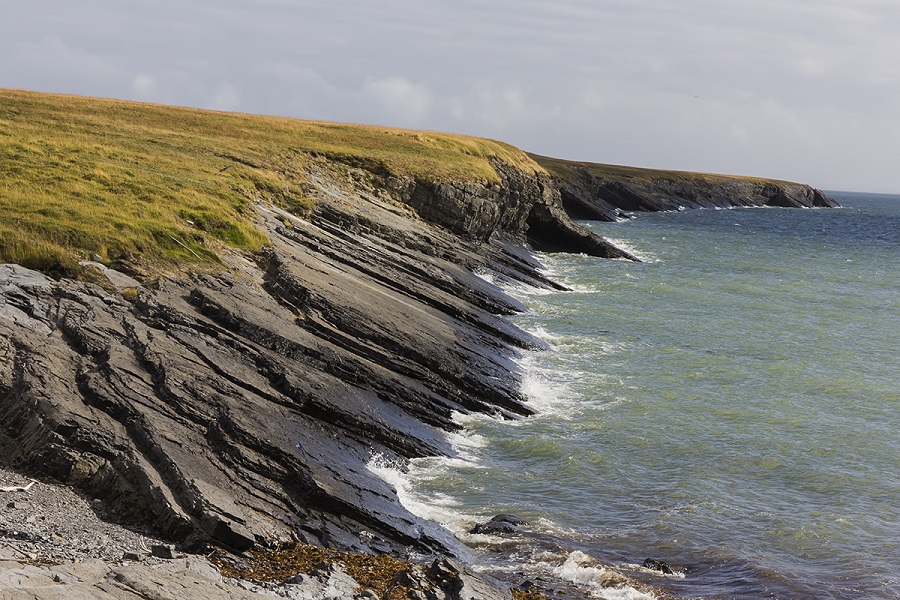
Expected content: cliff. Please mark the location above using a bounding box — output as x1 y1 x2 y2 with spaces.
0 167 570 559
530 154 839 222
0 89 839 597
1 90 638 562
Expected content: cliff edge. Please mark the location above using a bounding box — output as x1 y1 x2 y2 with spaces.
531 154 839 222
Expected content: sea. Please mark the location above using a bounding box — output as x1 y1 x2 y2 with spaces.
369 191 899 599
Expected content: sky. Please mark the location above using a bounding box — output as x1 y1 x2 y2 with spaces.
3 0 899 193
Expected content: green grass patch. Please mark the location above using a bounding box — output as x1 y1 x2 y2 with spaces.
1 89 542 277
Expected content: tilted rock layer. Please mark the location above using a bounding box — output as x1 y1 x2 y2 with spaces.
0 156 838 564
0 163 596 559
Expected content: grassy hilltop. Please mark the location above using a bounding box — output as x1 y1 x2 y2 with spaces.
1 89 811 278
0 89 539 276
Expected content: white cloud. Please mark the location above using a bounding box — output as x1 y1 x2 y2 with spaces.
362 76 433 125
2 35 123 96
132 74 156 96
209 81 239 112
580 88 608 111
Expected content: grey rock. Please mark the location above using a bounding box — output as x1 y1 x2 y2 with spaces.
427 558 513 600
77 260 142 289
0 159 672 598
280 563 361 600
150 544 178 559
469 514 527 535
0 165 557 556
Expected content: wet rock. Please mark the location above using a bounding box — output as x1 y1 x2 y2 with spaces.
642 558 674 575
0 169 554 557
469 514 526 535
427 558 514 600
0 158 637 598
490 514 526 526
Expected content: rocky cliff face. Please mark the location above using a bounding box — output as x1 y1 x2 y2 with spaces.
382 160 638 259
0 151 838 570
534 159 840 222
0 159 626 560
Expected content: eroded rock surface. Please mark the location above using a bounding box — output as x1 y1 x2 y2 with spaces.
0 163 612 561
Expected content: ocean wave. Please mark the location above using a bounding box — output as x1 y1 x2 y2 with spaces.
594 237 657 264
366 452 481 532
554 552 657 599
474 267 559 297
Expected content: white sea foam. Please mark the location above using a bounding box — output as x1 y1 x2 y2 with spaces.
529 252 606 293
517 354 577 415
520 324 565 346
473 268 497 286
554 552 657 600
366 452 480 531
474 267 559 300
601 237 657 263
445 426 489 454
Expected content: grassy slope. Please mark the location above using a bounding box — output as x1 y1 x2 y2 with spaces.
0 89 540 276
530 152 795 187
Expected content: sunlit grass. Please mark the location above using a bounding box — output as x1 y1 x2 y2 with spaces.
0 89 542 277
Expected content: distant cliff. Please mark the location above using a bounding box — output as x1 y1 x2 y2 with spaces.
531 154 840 222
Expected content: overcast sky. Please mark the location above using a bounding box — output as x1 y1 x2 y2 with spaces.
3 1 899 193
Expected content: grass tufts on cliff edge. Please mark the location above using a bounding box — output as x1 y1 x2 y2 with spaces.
530 152 792 187
0 88 541 277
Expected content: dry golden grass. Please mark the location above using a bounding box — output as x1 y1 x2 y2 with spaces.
1 88 542 277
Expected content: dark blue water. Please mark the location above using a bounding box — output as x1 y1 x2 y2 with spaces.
375 191 900 599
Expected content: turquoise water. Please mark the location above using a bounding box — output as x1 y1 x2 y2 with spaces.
390 192 900 599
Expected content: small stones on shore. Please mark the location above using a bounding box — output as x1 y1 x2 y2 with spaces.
1 464 169 566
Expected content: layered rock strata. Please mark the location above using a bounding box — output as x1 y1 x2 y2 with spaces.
0 150 840 600
0 159 628 561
